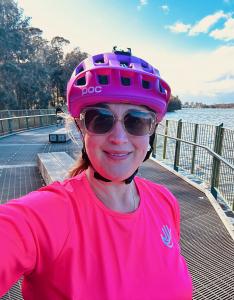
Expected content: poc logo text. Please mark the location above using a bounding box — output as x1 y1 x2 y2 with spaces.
82 86 102 96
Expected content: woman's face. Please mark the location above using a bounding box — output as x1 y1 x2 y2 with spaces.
80 103 153 182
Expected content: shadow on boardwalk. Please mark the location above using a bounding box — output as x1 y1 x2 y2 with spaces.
0 127 234 300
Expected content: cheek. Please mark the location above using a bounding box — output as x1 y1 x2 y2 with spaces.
84 135 102 157
134 136 150 157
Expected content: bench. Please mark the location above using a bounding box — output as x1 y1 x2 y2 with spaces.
49 128 70 143
37 152 75 185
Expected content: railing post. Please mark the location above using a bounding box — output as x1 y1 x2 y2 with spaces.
163 120 169 159
211 123 224 198
25 116 29 129
174 119 182 171
39 110 43 126
7 118 13 134
191 124 198 174
51 116 57 124
0 119 4 135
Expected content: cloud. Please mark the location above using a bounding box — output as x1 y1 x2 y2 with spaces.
165 21 191 33
166 11 232 41
188 10 229 36
209 17 234 41
140 0 148 4
161 5 169 14
137 0 148 11
143 45 234 102
209 73 234 82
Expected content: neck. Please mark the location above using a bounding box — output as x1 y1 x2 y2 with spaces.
86 167 139 213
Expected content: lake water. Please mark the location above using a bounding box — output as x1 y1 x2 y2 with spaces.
165 108 234 130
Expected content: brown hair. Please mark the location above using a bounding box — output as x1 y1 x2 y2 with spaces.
66 116 90 177
68 153 89 177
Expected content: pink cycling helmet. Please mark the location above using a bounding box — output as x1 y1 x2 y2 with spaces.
67 47 171 122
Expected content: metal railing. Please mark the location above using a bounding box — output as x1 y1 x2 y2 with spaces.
0 109 55 119
0 114 57 136
153 119 234 211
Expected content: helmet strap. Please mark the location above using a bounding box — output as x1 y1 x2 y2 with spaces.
93 167 138 184
143 131 156 162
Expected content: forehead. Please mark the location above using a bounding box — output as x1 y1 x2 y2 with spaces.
90 103 151 113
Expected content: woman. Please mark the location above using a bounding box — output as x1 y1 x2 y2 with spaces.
0 48 193 299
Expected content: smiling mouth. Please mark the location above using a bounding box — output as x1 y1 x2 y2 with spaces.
103 151 132 157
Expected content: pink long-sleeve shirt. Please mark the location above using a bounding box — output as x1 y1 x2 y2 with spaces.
0 172 193 299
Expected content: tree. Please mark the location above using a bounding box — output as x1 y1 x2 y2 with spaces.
63 47 88 80
167 95 182 112
0 0 30 63
0 0 88 110
46 36 70 107
0 0 29 109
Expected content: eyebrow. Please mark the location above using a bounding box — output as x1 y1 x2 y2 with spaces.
86 103 109 109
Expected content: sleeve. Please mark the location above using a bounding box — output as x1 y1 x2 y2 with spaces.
0 182 71 297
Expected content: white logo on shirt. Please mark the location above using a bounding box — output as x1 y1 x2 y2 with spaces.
161 225 174 248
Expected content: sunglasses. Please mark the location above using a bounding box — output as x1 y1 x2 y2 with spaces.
79 107 156 136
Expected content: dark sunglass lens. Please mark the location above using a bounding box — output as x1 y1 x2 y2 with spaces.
124 111 153 136
85 109 114 134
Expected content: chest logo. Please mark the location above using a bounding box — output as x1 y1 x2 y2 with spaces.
161 225 174 248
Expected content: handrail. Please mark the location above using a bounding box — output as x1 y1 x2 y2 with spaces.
0 113 57 136
154 119 234 211
156 133 234 170
0 114 55 121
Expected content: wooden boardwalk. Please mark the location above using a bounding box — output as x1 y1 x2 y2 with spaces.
0 127 234 300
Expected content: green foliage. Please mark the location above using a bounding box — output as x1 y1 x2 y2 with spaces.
167 95 182 112
0 0 88 110
63 47 88 84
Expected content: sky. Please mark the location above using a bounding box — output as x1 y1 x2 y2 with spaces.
17 0 234 104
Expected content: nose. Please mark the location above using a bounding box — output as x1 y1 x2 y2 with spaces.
107 119 129 144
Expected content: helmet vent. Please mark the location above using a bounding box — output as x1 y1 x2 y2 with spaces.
120 62 129 68
142 80 150 89
121 77 131 86
98 75 109 85
76 66 84 75
76 76 86 86
159 82 166 93
94 55 105 64
141 62 148 69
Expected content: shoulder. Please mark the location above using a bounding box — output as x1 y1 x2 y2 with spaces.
0 173 86 261
23 172 85 202
136 176 178 204
3 173 86 234
136 176 181 239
